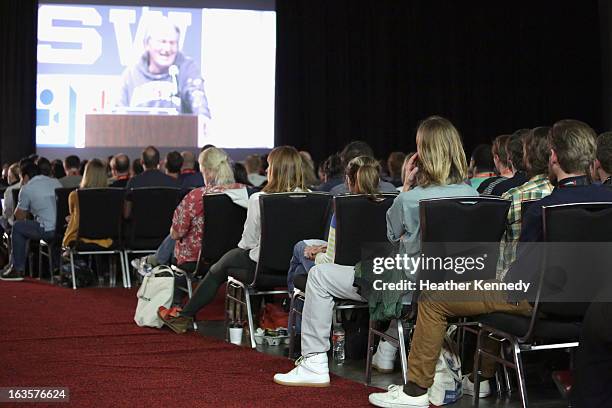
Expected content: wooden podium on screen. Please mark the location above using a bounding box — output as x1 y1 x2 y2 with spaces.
85 113 198 147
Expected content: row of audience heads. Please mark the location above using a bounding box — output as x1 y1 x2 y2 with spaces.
5 116 609 195
469 124 612 182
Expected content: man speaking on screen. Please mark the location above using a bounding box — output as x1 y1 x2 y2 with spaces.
117 15 211 120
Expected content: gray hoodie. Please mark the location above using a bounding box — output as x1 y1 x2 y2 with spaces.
118 52 211 118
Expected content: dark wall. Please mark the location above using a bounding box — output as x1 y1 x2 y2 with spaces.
276 0 603 162
0 0 603 166
0 0 38 165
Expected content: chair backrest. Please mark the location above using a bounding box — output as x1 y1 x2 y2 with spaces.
537 202 612 318
520 199 538 227
419 196 511 283
256 192 332 279
201 193 247 263
333 193 397 266
77 188 125 241
12 188 19 208
54 187 74 237
126 187 183 246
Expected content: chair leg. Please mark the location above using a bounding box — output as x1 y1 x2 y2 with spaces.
38 243 43 280
224 282 231 342
473 330 483 405
48 243 54 283
186 274 193 298
512 341 528 408
124 252 132 289
503 342 513 395
244 289 257 348
397 319 409 385
119 252 128 289
365 318 376 385
69 251 77 290
287 292 296 358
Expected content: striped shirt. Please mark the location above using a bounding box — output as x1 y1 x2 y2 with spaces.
496 174 553 279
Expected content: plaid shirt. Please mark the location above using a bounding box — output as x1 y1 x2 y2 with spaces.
496 174 553 279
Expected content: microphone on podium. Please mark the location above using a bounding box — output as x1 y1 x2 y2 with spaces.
169 65 181 111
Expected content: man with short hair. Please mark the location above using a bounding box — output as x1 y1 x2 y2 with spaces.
368 119 612 407
179 150 204 189
497 126 554 279
468 144 496 190
590 131 612 185
488 129 530 196
126 146 180 189
478 134 513 194
59 155 82 188
164 151 183 179
1 161 62 281
330 141 397 194
109 153 130 188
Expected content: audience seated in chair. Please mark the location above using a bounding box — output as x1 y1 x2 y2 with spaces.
287 156 383 294
330 141 397 195
1 161 62 281
62 159 114 250
179 151 205 189
59 155 83 189
367 119 612 408
467 144 496 190
1 163 21 231
496 126 553 280
478 134 512 194
273 116 478 388
124 146 181 219
157 146 307 333
487 129 530 196
314 154 343 192
164 151 183 182
131 147 248 275
108 154 130 188
385 151 406 188
590 131 612 187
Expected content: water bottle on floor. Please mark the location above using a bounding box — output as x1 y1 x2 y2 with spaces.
332 325 345 364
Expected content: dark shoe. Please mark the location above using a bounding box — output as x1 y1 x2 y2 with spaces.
0 267 24 281
157 308 192 334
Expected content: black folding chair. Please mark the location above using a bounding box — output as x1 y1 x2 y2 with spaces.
123 187 182 288
173 192 247 299
65 188 126 290
226 192 332 348
473 202 612 407
287 193 398 358
365 196 511 385
39 187 73 281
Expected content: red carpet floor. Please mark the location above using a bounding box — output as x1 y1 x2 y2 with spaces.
0 279 375 407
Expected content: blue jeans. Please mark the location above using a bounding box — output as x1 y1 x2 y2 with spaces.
155 235 176 265
12 220 54 272
287 240 316 292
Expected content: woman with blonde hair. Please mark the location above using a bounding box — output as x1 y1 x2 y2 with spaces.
63 158 112 248
274 116 478 390
159 146 307 333
132 147 247 273
287 155 382 294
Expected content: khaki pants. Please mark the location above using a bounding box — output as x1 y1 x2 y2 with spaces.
408 285 532 389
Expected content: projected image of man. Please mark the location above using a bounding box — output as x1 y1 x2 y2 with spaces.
118 16 211 118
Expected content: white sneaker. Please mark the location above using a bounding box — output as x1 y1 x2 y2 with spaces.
368 385 429 408
462 375 491 398
372 340 398 373
273 353 330 387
